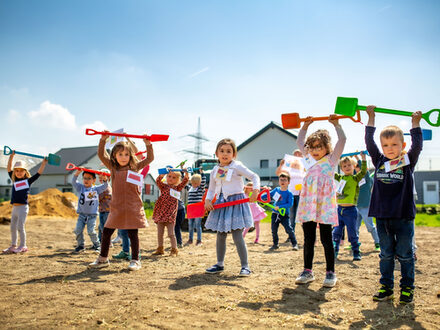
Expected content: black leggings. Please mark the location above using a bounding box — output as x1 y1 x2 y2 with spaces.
101 227 139 261
302 221 334 272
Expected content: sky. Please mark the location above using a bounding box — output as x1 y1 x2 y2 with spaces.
1 0 439 174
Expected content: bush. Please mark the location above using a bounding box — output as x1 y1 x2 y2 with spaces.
416 204 440 215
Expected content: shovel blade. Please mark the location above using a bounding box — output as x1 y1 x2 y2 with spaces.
187 202 205 219
334 97 358 116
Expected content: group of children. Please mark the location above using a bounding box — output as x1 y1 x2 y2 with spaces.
3 107 423 303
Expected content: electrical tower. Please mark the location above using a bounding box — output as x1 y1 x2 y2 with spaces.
182 117 211 161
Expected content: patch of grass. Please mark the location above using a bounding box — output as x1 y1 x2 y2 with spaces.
415 213 440 227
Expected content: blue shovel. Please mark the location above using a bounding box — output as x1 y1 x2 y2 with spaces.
4 146 61 166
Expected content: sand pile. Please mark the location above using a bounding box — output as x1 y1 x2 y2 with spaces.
0 188 78 219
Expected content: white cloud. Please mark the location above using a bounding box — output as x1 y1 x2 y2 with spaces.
28 101 77 130
80 121 107 133
7 109 22 123
189 67 210 79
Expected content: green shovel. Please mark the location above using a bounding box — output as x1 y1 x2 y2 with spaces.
334 97 440 127
4 146 61 166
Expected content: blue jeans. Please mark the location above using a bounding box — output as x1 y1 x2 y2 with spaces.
119 229 130 253
333 206 360 253
74 214 99 247
376 218 415 289
188 218 202 241
356 207 380 244
98 212 109 243
174 207 185 246
271 213 297 246
289 195 300 234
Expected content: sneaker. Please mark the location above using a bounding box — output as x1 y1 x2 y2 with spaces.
269 245 279 250
13 246 28 253
284 238 291 243
292 244 299 251
74 245 85 253
111 236 122 244
254 239 259 244
196 240 202 246
239 267 252 277
323 271 337 287
177 243 183 249
185 239 193 246
128 259 141 271
2 246 17 254
112 250 130 260
88 257 109 269
353 251 362 261
205 264 224 274
344 244 352 250
375 243 380 251
373 284 394 301
295 269 315 284
400 287 414 304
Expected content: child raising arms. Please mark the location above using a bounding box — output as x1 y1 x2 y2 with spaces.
2 152 47 254
295 115 346 287
204 138 260 276
152 170 189 256
89 133 153 271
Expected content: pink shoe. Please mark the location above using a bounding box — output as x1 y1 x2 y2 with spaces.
13 246 28 253
254 239 259 244
2 246 16 254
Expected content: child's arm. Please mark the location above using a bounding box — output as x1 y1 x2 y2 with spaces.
407 111 423 170
37 158 48 175
7 150 15 172
98 132 112 169
275 159 285 176
297 117 313 154
234 163 260 202
155 174 167 190
95 180 109 194
71 170 83 192
328 115 347 164
354 153 367 181
136 139 154 170
364 106 382 166
205 170 216 211
176 171 190 191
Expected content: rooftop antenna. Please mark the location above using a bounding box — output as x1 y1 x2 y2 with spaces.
182 117 211 161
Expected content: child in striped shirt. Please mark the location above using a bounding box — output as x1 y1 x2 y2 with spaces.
186 172 206 245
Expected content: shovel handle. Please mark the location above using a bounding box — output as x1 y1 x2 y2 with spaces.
3 146 44 159
3 146 13 155
85 128 169 141
357 106 440 127
65 163 111 177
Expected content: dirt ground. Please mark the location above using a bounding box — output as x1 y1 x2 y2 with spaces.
0 217 439 329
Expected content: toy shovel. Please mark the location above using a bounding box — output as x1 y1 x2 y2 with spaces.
340 150 369 158
85 128 169 142
187 189 271 219
158 166 201 175
3 146 61 166
404 129 432 141
281 110 362 129
250 191 286 216
334 97 440 127
65 163 110 177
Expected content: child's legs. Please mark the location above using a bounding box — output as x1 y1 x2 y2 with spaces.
10 206 20 246
332 221 345 253
254 221 260 241
243 227 250 238
12 205 28 247
280 214 297 246
174 208 185 246
395 219 415 289
100 227 116 258
126 229 139 261
231 229 249 268
119 229 130 253
156 223 165 247
343 207 360 252
271 213 281 246
302 221 317 270
86 215 100 246
376 219 396 289
98 212 109 242
188 218 195 241
166 222 177 249
216 231 228 265
74 214 87 247
195 218 202 241
290 195 300 233
319 224 335 272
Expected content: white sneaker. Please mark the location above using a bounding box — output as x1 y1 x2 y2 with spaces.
323 271 337 287
88 258 109 269
295 269 315 284
128 260 141 271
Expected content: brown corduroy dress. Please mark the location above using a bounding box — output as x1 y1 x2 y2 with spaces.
98 139 153 229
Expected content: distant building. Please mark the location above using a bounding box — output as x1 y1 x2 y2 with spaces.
237 121 299 187
414 171 440 204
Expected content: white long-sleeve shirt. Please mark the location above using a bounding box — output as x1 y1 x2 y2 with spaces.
206 160 260 200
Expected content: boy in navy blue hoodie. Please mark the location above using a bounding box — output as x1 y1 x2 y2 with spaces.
365 106 422 304
269 172 297 251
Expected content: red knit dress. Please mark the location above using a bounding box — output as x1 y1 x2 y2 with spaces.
152 176 189 223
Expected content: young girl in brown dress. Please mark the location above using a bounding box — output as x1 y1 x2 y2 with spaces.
89 133 153 271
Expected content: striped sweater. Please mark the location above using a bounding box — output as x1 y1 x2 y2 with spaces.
187 175 207 205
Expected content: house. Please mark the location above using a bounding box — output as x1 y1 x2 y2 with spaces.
29 146 159 202
414 171 440 204
237 121 299 187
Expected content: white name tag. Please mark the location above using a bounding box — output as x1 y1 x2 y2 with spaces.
358 178 366 187
273 192 281 202
170 189 181 199
84 191 98 202
14 180 29 191
336 179 346 195
225 168 233 181
126 170 143 186
302 155 317 171
384 154 410 173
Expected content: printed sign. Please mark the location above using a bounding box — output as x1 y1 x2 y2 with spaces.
225 168 233 182
358 178 366 187
126 170 144 186
282 154 303 172
384 154 410 173
14 180 29 191
84 191 98 202
336 179 346 195
272 192 281 202
105 128 124 149
301 155 317 171
216 167 228 180
170 189 181 199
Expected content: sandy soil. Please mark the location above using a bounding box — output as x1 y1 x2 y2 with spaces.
0 218 439 329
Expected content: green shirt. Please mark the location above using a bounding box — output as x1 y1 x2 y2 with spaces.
335 160 367 205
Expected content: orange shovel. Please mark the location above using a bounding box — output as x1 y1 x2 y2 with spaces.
281 111 362 129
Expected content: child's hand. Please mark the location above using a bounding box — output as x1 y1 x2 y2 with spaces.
74 169 82 176
361 152 366 161
100 130 110 141
249 189 259 203
144 137 152 146
366 105 376 127
274 206 279 211
42 157 49 164
279 159 285 167
204 199 214 211
412 111 422 128
302 116 313 129
328 114 340 126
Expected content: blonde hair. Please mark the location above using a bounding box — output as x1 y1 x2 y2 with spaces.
110 141 138 170
167 171 182 184
215 138 237 158
339 157 356 167
190 174 202 184
305 129 332 155
380 125 404 143
11 169 31 182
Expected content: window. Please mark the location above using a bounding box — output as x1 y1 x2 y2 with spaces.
277 159 282 166
427 184 437 191
260 160 269 168
144 184 151 195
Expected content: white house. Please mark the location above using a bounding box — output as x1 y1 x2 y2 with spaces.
237 121 299 187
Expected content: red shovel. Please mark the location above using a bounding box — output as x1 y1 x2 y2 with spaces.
187 189 270 219
85 128 169 142
66 163 110 177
